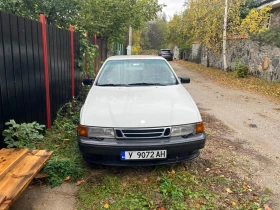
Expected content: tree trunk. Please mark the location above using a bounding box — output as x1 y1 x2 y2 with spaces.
223 0 228 71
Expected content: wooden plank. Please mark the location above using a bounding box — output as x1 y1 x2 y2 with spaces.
0 200 10 210
0 195 6 205
0 149 53 210
0 149 29 180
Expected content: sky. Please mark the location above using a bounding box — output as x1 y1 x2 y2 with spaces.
158 0 186 20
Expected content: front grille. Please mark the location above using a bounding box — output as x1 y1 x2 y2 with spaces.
115 127 171 139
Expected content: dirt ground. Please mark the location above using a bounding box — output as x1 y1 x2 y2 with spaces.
11 61 280 209
173 61 280 208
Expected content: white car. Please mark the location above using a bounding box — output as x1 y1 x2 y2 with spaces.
78 55 205 166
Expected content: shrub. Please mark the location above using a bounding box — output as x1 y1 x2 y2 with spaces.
234 59 249 78
2 120 45 149
252 26 280 48
42 157 83 187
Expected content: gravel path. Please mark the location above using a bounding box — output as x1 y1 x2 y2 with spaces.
172 61 280 208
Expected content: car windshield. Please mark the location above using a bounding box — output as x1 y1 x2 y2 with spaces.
96 59 178 86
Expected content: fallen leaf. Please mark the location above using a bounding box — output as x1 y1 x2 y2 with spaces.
171 170 176 175
64 176 71 182
253 194 259 201
76 179 85 186
264 204 272 210
158 207 166 210
104 203 109 209
206 168 211 172
226 188 232 193
242 185 247 190
144 178 148 183
183 178 187 182
231 201 237 206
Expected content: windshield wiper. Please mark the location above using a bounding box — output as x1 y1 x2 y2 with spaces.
128 83 168 86
97 84 129 87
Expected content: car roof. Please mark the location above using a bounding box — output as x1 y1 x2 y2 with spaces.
160 49 171 51
106 55 166 61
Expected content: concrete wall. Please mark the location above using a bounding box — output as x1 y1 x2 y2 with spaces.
192 39 280 82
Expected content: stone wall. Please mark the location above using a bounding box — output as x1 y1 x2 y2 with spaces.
192 39 280 82
271 7 280 28
191 43 202 62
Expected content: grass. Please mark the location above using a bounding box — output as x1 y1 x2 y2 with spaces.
23 77 272 208
78 163 269 210
36 97 87 187
177 60 280 101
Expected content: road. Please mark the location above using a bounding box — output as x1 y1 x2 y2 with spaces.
172 61 280 208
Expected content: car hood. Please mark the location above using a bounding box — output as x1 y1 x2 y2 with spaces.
80 85 202 128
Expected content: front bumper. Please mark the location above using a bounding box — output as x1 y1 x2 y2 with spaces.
78 133 206 166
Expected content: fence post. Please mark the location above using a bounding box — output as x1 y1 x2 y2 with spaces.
40 14 51 129
70 26 75 99
94 34 97 75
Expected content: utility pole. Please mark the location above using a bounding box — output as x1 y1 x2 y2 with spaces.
127 26 132 55
223 0 228 71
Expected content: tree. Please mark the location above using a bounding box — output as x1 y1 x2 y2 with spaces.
223 0 229 71
77 0 162 40
0 0 162 41
240 0 259 19
184 0 242 53
239 6 271 35
167 11 193 50
167 0 271 57
0 0 79 28
139 14 168 50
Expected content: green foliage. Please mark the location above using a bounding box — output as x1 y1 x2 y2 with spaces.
42 157 83 187
77 0 163 40
37 100 85 187
0 0 162 42
2 120 45 149
78 30 98 77
234 59 249 78
0 0 79 28
240 0 258 19
140 13 168 50
252 26 280 48
1 99 87 188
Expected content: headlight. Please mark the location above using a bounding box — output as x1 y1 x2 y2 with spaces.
171 122 204 137
87 127 115 138
171 124 196 137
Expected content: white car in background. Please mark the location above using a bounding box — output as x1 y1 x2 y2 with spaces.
78 55 206 166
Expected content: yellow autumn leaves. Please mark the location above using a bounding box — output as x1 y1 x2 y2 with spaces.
167 0 271 53
240 6 272 35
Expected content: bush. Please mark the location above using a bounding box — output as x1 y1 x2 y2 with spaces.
42 157 83 187
234 59 249 78
252 26 280 48
2 120 45 149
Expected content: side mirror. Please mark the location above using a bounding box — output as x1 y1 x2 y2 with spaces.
83 78 94 86
180 77 190 84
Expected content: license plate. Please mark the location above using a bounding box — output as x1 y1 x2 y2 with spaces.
121 150 167 160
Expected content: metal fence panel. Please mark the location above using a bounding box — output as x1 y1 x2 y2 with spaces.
0 10 107 147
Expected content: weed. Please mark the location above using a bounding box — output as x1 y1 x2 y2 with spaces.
2 120 45 149
234 59 249 78
2 99 86 187
42 157 84 187
37 100 86 187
